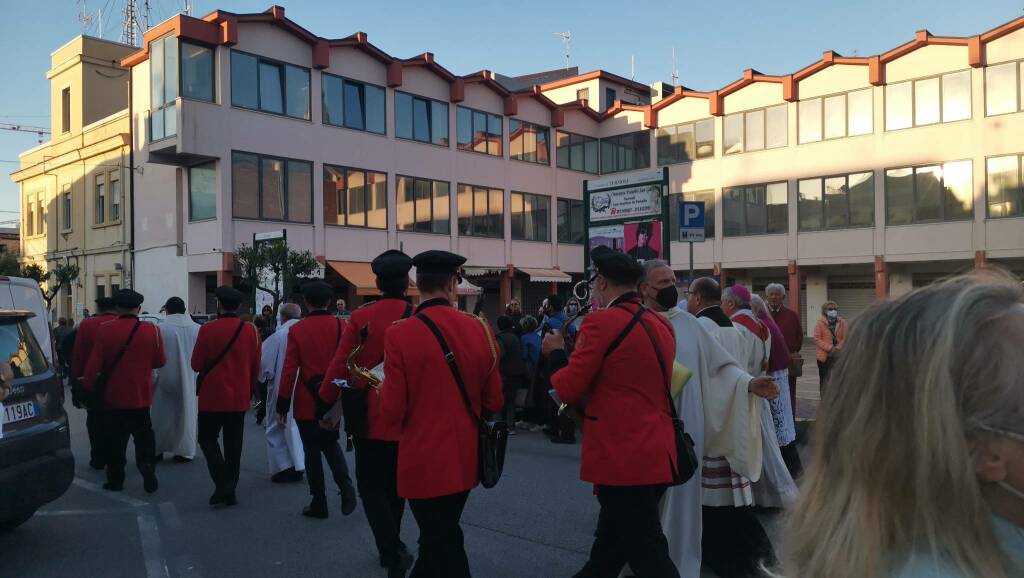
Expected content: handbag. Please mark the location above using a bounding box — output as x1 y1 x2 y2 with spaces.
89 320 142 410
788 352 803 378
196 319 245 396
416 312 507 489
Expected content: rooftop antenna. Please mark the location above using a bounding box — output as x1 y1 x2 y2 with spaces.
183 0 191 16
671 47 679 86
143 0 151 29
553 31 572 71
121 0 138 46
77 0 94 34
631 55 636 81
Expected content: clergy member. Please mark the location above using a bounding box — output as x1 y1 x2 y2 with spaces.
260 302 305 483
152 297 200 462
639 261 777 576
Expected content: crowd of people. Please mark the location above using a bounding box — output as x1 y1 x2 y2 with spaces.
55 247 1022 578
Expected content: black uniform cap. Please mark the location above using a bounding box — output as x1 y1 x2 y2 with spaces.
591 246 643 286
95 296 117 311
412 250 467 276
301 280 334 302
371 250 413 280
113 288 145 309
215 286 244 309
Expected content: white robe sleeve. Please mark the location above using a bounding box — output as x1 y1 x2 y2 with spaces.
260 333 280 384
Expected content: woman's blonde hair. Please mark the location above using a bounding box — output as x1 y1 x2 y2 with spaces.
785 270 1024 578
819 300 838 317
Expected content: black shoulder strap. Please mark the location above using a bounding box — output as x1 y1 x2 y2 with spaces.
95 320 143 403
604 305 645 357
631 306 678 420
402 302 414 319
415 313 480 424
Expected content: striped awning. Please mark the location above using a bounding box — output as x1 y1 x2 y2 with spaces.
517 268 573 283
463 267 505 277
328 261 420 296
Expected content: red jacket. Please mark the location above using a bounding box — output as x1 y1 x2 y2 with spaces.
279 311 345 422
550 294 678 487
82 315 166 409
321 298 413 441
190 314 261 412
380 299 504 499
71 312 117 379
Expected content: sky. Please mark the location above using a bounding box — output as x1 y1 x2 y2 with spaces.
1 0 1021 222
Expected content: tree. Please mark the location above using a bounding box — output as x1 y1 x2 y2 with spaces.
234 240 319 312
0 249 21 276
21 261 80 310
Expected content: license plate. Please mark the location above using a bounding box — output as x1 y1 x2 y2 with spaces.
2 401 37 424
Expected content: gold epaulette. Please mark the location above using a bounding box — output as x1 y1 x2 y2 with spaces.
391 317 408 326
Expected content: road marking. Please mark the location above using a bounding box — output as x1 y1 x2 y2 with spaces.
73 477 148 507
137 511 170 578
158 501 203 578
36 508 134 516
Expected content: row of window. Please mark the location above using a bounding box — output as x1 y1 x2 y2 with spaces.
26 172 122 237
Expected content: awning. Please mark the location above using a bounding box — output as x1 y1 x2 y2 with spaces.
463 267 505 277
517 268 573 283
328 261 420 296
458 278 483 296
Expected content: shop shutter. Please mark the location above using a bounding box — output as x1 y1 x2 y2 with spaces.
827 277 876 321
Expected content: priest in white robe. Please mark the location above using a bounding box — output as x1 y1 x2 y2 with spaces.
639 263 778 577
152 297 200 461
260 302 305 482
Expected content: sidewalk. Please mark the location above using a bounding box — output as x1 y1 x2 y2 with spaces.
794 343 821 421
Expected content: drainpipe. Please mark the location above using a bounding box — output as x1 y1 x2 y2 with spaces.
127 66 136 288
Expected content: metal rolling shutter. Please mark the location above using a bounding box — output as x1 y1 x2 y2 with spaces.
827 277 875 321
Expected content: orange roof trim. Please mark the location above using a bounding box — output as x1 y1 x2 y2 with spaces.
537 70 651 95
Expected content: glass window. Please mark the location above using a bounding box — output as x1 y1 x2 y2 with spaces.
848 172 875 227
94 175 105 224
847 88 873 136
695 119 714 159
231 152 259 219
110 176 121 221
767 182 788 234
510 119 551 164
322 74 343 126
432 181 450 234
985 62 1018 116
800 171 875 231
599 131 650 173
823 176 848 228
397 176 449 234
261 158 285 220
557 199 585 244
61 88 70 134
457 106 502 157
885 168 914 225
230 51 258 109
744 185 767 235
557 131 599 173
25 195 33 237
365 85 386 134
886 81 913 130
511 192 551 242
886 162 973 225
181 42 214 102
798 178 823 231
284 65 310 120
431 101 449 146
231 151 311 222
723 182 787 236
0 320 47 379
987 155 1023 218
189 162 217 221
723 113 744 154
914 77 940 126
324 165 386 229
232 51 309 119
914 165 943 221
343 80 364 130
149 35 178 141
798 98 822 143
457 184 504 238
258 61 283 114
942 70 971 122
943 160 973 220
323 74 386 134
823 95 846 139
766 105 787 149
61 185 71 230
395 92 412 140
395 91 448 146
287 160 312 223
745 109 764 151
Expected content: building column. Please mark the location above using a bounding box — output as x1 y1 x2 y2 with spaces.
974 250 987 270
714 263 726 288
500 267 513 309
874 255 889 301
549 282 558 295
805 270 828 338
787 260 801 314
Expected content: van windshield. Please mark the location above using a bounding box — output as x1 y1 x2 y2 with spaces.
0 320 48 378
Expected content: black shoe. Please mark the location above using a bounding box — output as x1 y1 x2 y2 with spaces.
386 549 414 578
143 472 159 494
154 454 165 462
340 487 357 516
303 498 329 519
89 460 105 470
271 467 298 484
222 492 238 507
172 455 193 464
103 481 124 492
209 492 224 506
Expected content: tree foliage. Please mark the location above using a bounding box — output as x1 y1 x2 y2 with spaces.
21 261 80 310
0 249 21 277
234 240 319 312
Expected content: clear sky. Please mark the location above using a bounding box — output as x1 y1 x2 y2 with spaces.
1 0 1021 221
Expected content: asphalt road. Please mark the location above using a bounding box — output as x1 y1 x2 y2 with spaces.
2 401 795 578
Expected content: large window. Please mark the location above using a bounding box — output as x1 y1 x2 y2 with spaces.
61 184 71 231
189 162 217 221
181 42 214 101
110 174 121 222
322 73 386 134
986 154 1024 218
885 70 971 130
985 61 1024 116
511 192 550 242
657 118 714 165
797 172 874 231
150 35 178 141
231 151 312 222
723 182 788 236
669 190 716 239
397 176 450 234
557 198 584 244
94 175 105 224
600 131 650 174
885 160 973 225
457 106 502 156
230 51 310 120
724 105 787 155
555 131 599 173
457 184 504 238
798 88 872 143
61 88 70 134
25 194 34 237
323 165 387 229
510 119 550 164
395 91 449 146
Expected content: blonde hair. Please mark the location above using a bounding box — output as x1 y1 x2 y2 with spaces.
784 271 1024 578
819 300 838 317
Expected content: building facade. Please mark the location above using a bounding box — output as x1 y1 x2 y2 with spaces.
11 36 136 321
104 6 1024 330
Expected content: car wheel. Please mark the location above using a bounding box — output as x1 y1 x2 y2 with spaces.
0 509 36 532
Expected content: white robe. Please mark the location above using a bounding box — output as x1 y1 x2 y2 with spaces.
261 319 305 475
152 313 200 459
658 307 764 577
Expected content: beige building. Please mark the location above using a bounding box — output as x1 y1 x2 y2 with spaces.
10 36 136 320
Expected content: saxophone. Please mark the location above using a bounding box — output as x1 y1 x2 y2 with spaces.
346 325 383 394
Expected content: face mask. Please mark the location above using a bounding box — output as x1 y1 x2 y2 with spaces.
827 310 838 319
655 285 679 310
997 480 1024 501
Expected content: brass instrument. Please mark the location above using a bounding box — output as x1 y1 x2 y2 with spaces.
346 325 383 394
556 279 592 425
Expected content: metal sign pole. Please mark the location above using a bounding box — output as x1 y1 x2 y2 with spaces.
689 241 694 285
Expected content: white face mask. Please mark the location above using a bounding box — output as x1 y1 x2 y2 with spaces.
827 310 838 319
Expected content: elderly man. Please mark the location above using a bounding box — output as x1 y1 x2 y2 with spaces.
765 283 802 416
638 261 778 576
260 302 305 483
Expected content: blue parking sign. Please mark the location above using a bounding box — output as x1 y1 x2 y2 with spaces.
679 201 705 242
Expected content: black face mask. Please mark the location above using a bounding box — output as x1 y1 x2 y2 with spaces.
655 285 679 309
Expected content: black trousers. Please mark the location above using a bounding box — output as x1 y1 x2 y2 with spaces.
296 420 353 499
702 506 777 578
198 411 245 495
780 441 804 480
500 374 523 425
354 437 407 568
408 491 471 578
574 485 679 578
104 408 156 485
87 408 107 467
817 358 835 398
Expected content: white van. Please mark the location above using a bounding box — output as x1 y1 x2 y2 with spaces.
0 277 53 364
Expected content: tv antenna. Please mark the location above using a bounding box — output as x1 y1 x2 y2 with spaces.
631 55 636 81
77 0 94 34
671 47 679 86
554 31 572 71
121 0 138 46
